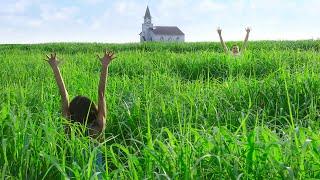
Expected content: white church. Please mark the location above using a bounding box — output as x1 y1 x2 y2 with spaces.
140 6 185 42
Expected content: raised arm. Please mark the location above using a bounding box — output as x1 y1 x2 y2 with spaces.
45 53 70 118
95 50 116 133
217 27 229 54
241 27 251 52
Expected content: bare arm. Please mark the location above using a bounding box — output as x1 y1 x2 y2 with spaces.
45 53 70 118
94 50 116 133
241 27 251 52
217 27 229 54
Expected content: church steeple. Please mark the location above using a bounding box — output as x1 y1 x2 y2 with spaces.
141 6 154 42
144 6 151 20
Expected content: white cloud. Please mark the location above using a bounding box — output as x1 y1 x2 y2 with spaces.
198 0 226 11
297 0 320 16
13 0 31 12
90 20 102 30
75 18 85 25
249 0 297 10
114 1 142 15
27 19 42 27
114 1 127 14
0 0 32 14
159 0 185 9
78 0 104 5
40 6 79 21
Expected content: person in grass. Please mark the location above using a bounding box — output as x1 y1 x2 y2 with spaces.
217 27 251 56
45 50 116 140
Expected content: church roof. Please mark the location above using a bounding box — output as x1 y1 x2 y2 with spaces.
144 6 151 19
151 26 185 36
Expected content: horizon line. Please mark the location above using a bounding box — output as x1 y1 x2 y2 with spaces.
0 38 319 45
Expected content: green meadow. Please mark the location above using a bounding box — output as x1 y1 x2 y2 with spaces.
1 41 320 179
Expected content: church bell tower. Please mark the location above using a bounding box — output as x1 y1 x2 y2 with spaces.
141 6 153 42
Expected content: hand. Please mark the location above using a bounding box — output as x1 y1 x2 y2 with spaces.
45 53 60 67
97 50 116 67
245 27 251 33
217 27 222 35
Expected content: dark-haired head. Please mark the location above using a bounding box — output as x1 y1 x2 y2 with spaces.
232 44 240 54
69 96 98 125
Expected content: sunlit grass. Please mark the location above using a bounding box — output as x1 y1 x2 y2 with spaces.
0 41 320 179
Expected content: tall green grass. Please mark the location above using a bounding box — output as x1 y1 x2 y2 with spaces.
1 41 320 179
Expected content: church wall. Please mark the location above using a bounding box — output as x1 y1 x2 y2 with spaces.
151 33 185 42
140 30 154 42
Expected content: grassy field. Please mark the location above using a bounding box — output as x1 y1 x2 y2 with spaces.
1 41 320 179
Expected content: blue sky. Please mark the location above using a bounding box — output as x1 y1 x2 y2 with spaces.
0 0 319 43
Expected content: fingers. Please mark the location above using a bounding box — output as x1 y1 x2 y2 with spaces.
104 50 115 58
45 53 60 65
97 51 114 58
98 50 117 62
47 53 57 59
